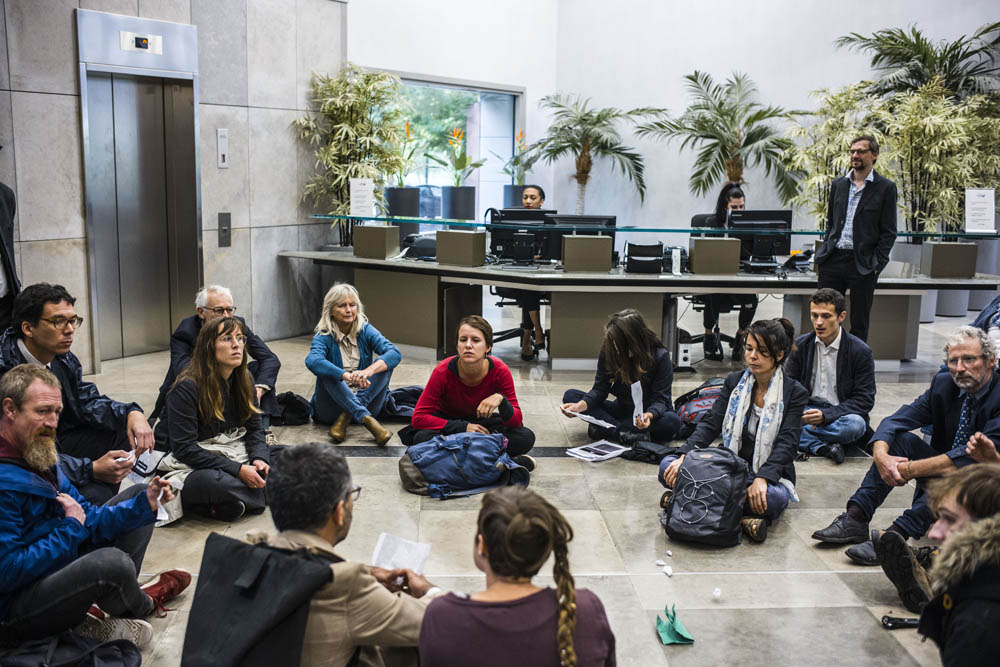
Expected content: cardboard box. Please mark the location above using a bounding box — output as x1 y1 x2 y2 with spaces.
689 237 741 274
562 235 613 272
920 241 978 279
436 230 486 267
353 224 399 259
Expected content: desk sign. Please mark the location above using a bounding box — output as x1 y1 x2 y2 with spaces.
350 178 375 218
965 188 996 233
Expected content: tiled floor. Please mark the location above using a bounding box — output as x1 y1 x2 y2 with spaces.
85 296 968 666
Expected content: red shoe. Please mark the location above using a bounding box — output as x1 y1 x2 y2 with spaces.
141 569 192 617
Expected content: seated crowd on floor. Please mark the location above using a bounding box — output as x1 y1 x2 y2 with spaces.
1 280 999 666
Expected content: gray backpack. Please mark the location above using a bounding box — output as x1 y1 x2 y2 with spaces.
660 447 749 547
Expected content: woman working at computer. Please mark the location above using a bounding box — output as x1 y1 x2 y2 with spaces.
498 185 549 360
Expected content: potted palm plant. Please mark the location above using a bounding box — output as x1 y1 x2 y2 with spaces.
530 94 662 214
426 127 486 220
493 130 541 207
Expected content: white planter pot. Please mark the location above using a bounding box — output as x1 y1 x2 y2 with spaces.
920 290 939 323
936 289 970 317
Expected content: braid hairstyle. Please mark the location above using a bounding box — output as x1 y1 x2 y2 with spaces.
477 486 577 666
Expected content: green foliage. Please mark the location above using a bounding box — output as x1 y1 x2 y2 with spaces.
532 94 663 214
293 63 407 215
492 131 540 186
836 22 1000 99
400 84 477 182
391 120 423 188
425 128 487 187
636 71 804 204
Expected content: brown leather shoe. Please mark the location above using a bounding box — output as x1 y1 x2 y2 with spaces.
362 415 392 446
328 412 350 443
740 517 768 543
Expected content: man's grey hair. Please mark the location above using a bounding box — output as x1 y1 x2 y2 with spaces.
944 325 998 365
194 285 233 309
268 443 353 532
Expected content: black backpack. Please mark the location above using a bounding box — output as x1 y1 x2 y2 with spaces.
273 392 311 426
673 377 726 439
0 632 140 667
660 446 749 547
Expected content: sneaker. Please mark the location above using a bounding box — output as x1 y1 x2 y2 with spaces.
876 530 932 613
740 517 768 543
845 539 879 566
512 455 536 472
75 611 153 649
816 444 846 464
812 512 869 544
141 569 192 617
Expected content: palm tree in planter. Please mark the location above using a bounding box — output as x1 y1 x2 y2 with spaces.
635 71 803 204
531 94 663 214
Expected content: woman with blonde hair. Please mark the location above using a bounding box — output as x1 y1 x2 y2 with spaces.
418 486 616 666
306 282 399 445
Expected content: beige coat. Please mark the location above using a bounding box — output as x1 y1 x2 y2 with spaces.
264 530 439 667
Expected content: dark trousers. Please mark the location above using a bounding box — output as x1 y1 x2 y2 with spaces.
702 294 758 331
0 291 13 332
58 424 130 463
411 422 536 456
847 432 936 538
817 249 878 342
1 485 154 641
182 468 268 516
563 388 681 443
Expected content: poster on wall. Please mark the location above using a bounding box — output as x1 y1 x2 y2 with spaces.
350 178 375 218
965 188 996 233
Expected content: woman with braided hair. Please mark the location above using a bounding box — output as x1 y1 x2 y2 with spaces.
418 486 616 666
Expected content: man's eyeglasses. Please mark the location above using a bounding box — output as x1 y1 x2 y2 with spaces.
203 306 237 316
848 148 871 155
40 316 84 331
347 486 362 502
946 354 984 368
218 334 247 345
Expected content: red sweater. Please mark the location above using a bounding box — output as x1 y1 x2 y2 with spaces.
412 356 523 432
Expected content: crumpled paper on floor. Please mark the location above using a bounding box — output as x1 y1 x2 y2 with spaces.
656 604 694 645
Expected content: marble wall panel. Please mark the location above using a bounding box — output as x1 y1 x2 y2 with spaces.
80 0 138 15
19 238 94 373
202 227 253 326
248 107 299 227
138 0 190 23
295 0 344 111
295 222 328 315
11 92 84 241
295 120 325 225
0 0 9 90
0 90 16 241
5 0 79 95
191 0 249 107
199 104 249 230
250 224 313 339
247 0 297 109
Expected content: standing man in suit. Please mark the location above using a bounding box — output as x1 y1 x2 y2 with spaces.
0 180 20 332
150 285 281 424
815 135 897 342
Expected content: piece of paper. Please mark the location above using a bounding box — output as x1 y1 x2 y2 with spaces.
656 604 694 645
560 406 615 429
965 188 996 233
371 532 431 574
566 440 629 462
630 380 643 424
350 178 375 218
155 479 184 522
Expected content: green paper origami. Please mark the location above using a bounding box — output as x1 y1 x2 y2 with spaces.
656 604 694 645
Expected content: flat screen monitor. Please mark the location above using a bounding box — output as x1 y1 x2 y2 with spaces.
498 208 557 223
542 214 617 260
728 210 792 261
490 222 548 260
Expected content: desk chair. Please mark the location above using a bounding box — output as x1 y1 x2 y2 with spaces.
490 286 551 353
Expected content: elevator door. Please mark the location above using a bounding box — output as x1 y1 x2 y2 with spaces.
86 72 198 360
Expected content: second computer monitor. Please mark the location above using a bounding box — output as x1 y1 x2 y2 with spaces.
728 210 792 260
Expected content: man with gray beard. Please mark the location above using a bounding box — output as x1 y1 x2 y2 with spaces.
812 326 1000 567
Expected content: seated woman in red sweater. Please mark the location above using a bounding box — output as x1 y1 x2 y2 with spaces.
411 315 536 467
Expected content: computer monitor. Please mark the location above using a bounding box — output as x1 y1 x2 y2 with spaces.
498 208 557 223
728 210 792 262
542 214 617 260
490 221 548 261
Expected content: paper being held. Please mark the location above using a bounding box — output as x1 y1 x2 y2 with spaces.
372 533 431 574
630 380 643 423
560 406 615 429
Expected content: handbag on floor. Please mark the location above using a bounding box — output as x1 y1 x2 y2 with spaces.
0 631 140 667
399 432 529 499
673 377 726 439
661 446 748 547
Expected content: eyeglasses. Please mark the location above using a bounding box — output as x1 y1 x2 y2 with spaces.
848 148 872 155
946 354 984 368
218 334 247 345
347 486 362 502
40 316 84 331
203 306 237 316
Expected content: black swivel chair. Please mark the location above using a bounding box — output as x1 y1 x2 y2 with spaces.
489 286 551 350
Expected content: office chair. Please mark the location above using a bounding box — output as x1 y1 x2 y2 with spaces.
489 286 551 352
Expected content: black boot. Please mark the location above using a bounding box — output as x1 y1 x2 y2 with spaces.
703 332 723 361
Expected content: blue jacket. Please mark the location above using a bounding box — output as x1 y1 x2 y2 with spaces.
971 296 1000 332
872 369 1000 467
784 330 876 426
0 458 155 620
306 323 401 413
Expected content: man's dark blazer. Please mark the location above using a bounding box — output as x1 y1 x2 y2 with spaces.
152 315 281 419
0 183 20 297
784 329 876 426
815 169 897 275
872 369 1000 467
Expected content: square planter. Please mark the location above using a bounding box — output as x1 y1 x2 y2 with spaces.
920 241 978 279
562 235 613 272
353 224 399 259
689 238 741 274
437 230 486 266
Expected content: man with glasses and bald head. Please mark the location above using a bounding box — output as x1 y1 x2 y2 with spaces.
150 285 281 424
0 283 153 504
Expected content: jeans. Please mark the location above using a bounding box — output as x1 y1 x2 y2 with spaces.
798 411 867 454
563 389 681 443
658 453 792 523
847 432 936 538
312 368 393 424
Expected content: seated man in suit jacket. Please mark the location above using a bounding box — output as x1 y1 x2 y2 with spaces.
812 326 1000 567
784 288 875 464
814 135 897 343
970 294 1000 351
151 285 281 424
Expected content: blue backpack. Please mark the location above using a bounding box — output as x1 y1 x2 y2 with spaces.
398 432 530 499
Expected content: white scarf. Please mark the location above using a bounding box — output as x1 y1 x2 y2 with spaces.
720 368 798 501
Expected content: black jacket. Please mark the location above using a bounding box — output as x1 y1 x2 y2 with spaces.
784 330 876 425
678 370 808 485
871 369 1000 465
920 513 1000 667
0 183 19 299
152 315 281 418
582 347 675 420
971 295 1000 332
815 170 897 275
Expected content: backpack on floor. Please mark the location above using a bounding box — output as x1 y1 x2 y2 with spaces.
399 432 529 500
0 632 140 667
660 446 748 547
673 377 726 439
273 392 311 426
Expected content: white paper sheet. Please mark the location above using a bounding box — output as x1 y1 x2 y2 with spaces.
566 440 629 462
560 406 615 429
630 380 643 424
371 533 432 574
126 450 167 486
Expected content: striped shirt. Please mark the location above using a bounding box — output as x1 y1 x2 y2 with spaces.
836 169 874 250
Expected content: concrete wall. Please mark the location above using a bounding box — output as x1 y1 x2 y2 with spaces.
0 0 345 373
